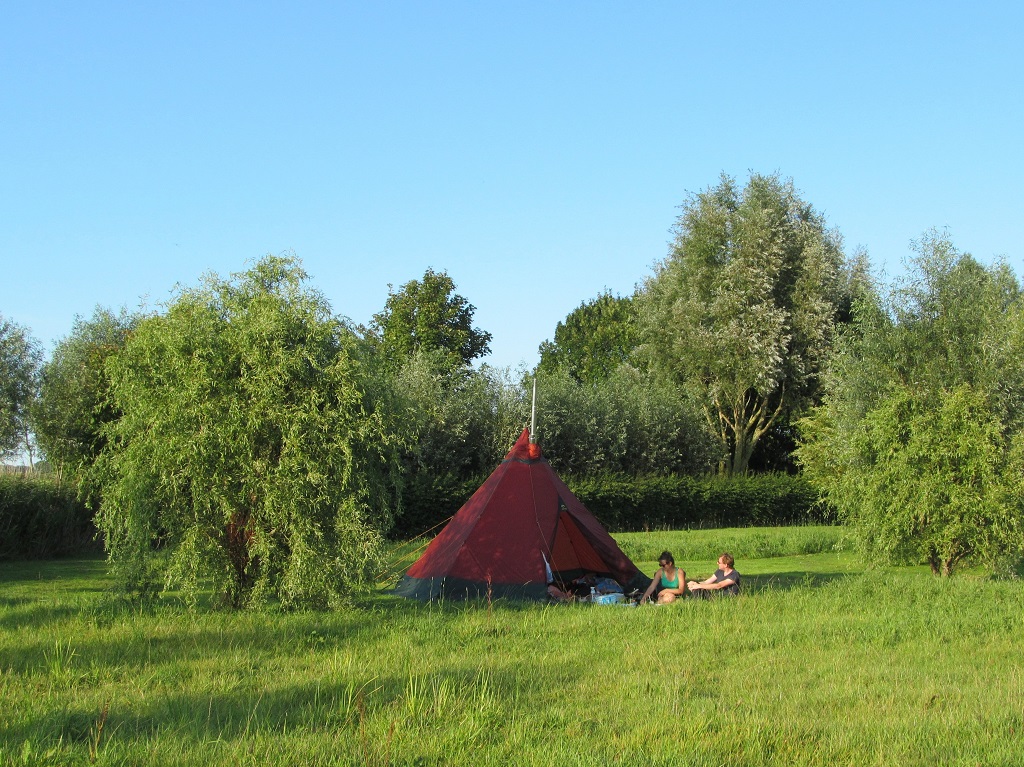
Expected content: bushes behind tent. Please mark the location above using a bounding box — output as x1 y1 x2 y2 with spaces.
5 469 825 551
570 473 829 531
0 474 99 560
391 471 829 539
394 472 484 541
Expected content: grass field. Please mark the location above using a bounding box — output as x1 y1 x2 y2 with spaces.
2 526 1022 766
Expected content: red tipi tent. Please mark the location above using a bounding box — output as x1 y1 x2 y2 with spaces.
396 429 647 600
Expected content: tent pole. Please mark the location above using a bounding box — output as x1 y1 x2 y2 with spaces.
530 376 537 443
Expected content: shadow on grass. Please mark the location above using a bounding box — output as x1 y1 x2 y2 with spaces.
359 590 561 616
0 555 109 584
743 570 854 594
0 603 387 678
367 570 860 611
0 600 92 632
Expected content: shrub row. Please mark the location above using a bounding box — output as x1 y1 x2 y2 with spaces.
569 472 830 532
391 470 830 539
3 469 826 553
394 473 483 541
0 474 99 560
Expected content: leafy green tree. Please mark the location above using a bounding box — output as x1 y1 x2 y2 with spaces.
537 291 640 384
748 248 875 474
393 351 523 479
370 268 492 369
536 366 719 476
365 269 512 537
388 351 530 534
0 315 42 463
96 256 402 608
639 172 847 475
32 307 138 483
798 233 1024 575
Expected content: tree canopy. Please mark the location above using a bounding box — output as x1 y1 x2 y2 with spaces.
536 366 719 476
639 172 847 475
798 232 1024 575
537 291 639 384
32 306 138 483
95 256 402 608
370 268 492 369
0 315 41 462
8 169 1023 589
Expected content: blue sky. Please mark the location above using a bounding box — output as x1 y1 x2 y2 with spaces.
3 1 1022 370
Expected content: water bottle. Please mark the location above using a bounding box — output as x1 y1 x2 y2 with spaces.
590 586 597 603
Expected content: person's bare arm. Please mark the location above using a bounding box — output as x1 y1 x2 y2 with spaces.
688 573 717 591
639 568 663 602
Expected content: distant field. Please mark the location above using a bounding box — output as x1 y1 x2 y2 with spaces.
2 527 1022 766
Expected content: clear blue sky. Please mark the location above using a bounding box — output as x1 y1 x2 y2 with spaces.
3 1 1022 370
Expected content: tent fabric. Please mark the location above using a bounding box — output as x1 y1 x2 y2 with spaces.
396 428 647 601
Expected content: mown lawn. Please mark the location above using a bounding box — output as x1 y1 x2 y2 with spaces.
2 527 1022 766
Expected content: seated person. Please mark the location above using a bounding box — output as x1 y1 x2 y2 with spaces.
546 583 571 601
687 552 740 597
638 551 686 604
565 573 598 599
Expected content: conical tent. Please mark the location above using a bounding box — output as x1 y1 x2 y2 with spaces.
396 429 647 600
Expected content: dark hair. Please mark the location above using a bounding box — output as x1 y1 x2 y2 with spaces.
658 551 674 566
719 552 734 568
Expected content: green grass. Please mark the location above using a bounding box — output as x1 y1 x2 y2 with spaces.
2 527 1022 766
615 524 853 563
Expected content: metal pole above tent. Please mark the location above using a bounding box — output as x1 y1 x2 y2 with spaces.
530 376 537 443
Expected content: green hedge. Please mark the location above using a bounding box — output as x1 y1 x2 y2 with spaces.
394 473 483 540
569 472 829 532
0 474 99 560
391 470 829 538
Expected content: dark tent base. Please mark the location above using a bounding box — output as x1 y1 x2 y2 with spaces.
395 575 549 602
395 571 652 602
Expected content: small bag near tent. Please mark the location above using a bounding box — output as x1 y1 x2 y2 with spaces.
395 428 650 601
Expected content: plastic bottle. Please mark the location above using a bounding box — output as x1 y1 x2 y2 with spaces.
590 586 598 603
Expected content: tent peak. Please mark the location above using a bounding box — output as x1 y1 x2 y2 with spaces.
509 428 542 461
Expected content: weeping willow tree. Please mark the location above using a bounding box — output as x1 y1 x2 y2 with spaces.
96 256 403 608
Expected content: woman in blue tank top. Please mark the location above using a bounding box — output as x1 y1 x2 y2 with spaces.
638 550 686 604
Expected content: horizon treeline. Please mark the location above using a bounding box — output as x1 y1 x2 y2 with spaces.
3 170 1023 604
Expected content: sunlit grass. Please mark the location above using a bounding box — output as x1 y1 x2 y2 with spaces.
2 527 1022 766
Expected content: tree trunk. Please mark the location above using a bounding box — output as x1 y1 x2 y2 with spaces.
225 511 254 607
927 548 958 577
731 422 755 476
722 388 784 476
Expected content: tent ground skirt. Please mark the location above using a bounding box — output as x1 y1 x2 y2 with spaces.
395 575 549 602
